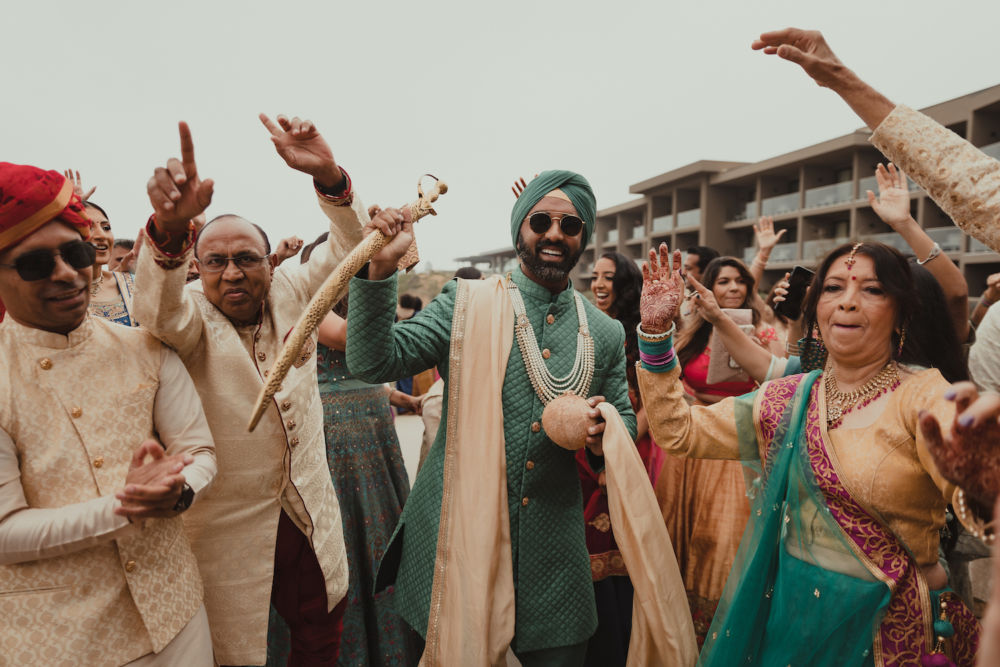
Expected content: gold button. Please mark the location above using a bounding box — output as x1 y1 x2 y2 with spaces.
542 349 551 359
257 351 267 362
93 456 104 468
289 437 300 448
124 560 136 573
546 314 555 325
71 407 83 418
521 497 530 507
39 358 53 370
263 369 269 377
286 420 296 430
526 461 535 470
281 401 292 411
531 422 541 433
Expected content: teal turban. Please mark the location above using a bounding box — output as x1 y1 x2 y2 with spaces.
510 170 596 248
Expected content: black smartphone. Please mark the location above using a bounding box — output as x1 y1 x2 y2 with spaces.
773 265 815 320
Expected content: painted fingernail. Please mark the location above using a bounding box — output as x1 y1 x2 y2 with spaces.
944 389 957 400
959 414 974 427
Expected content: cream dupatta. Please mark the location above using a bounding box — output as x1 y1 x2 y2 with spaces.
420 275 696 666
420 276 515 666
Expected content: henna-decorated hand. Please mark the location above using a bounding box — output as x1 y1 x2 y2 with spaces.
867 163 913 229
640 243 685 334
753 216 786 254
920 382 1000 509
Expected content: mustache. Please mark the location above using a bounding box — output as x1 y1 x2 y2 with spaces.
535 240 570 254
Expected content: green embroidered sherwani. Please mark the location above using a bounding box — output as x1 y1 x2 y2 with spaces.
346 266 636 652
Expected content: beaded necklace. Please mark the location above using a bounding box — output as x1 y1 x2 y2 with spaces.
89 272 105 297
824 361 900 429
507 276 594 405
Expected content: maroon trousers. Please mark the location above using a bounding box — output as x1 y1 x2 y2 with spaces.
271 510 348 666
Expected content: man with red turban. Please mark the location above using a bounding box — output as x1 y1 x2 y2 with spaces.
0 162 218 665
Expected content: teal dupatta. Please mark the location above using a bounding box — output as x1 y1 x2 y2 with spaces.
699 371 978 667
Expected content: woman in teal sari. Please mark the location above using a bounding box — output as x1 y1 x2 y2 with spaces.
636 241 987 666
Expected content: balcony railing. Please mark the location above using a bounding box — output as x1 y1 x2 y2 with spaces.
676 208 701 229
970 238 994 253
605 229 619 244
804 182 853 209
925 227 963 253
802 237 849 261
652 215 672 232
742 241 797 264
731 201 757 222
981 141 1000 161
860 231 912 253
857 175 921 200
761 192 799 216
629 223 646 240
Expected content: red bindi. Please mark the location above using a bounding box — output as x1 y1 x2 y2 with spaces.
851 276 857 280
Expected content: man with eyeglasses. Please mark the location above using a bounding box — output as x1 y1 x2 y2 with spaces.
345 171 635 665
0 162 217 665
134 117 397 666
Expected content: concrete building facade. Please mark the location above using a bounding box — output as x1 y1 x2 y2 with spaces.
459 84 1000 297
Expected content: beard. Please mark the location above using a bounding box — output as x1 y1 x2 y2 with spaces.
516 231 584 283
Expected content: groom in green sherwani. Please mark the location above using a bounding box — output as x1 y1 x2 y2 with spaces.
345 171 635 666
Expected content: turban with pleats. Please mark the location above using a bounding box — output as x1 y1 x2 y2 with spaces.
0 162 92 319
510 170 596 248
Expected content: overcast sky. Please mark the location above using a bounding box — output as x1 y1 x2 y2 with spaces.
5 1 1000 270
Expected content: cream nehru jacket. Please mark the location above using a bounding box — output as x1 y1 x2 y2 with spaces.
135 192 366 665
0 316 215 666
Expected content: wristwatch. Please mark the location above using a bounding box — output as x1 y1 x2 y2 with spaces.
173 483 195 513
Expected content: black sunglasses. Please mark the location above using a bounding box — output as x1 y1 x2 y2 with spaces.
0 240 97 281
527 211 584 237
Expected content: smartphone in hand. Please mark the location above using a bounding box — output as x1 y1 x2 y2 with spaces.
773 265 815 320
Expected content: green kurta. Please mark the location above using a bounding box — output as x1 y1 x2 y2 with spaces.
346 266 636 652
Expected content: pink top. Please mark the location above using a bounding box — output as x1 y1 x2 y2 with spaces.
682 347 757 397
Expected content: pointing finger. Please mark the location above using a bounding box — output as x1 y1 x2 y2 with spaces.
259 113 282 137
178 122 197 179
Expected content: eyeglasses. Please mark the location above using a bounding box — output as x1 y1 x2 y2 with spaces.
0 240 97 281
527 211 584 237
197 254 269 273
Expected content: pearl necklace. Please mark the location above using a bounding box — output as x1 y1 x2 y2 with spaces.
825 361 900 429
507 277 594 405
89 272 105 297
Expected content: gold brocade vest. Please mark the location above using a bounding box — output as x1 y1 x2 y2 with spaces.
0 317 203 667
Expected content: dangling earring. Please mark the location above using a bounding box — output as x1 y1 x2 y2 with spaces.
896 327 906 358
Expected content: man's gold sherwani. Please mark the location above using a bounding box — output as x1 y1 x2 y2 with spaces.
135 193 365 665
0 315 216 666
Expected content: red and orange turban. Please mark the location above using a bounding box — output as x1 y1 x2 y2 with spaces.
0 162 93 319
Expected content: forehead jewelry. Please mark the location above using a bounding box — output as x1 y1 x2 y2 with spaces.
845 242 862 271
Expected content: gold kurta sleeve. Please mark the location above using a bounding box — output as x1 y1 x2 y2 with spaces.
637 365 741 460
870 104 1000 253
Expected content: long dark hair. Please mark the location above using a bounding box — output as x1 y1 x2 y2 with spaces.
907 262 969 382
676 256 759 370
801 242 940 371
594 252 642 391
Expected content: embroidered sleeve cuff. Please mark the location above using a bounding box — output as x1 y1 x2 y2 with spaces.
314 167 353 206
145 215 195 270
637 323 677 373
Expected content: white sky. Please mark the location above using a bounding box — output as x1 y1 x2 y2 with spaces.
5 1 1000 270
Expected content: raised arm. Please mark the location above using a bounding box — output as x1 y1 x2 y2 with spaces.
636 244 743 460
258 113 395 299
749 216 785 287
868 163 969 340
687 274 775 383
751 28 895 130
134 122 214 357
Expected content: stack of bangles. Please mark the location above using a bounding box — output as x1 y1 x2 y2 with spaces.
637 323 678 373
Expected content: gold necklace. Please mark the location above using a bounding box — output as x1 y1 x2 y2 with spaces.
89 272 105 297
507 276 594 405
825 361 900 429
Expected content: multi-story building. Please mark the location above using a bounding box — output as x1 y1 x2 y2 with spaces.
458 84 1000 297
